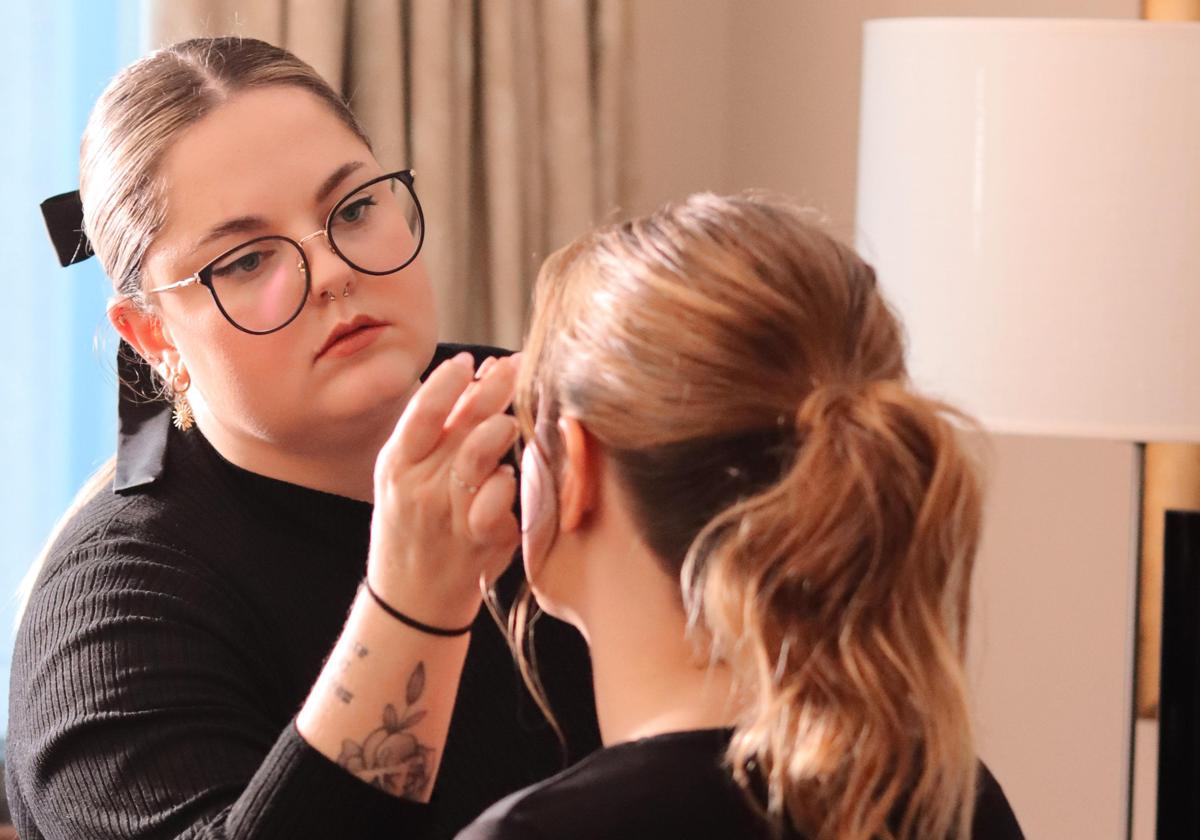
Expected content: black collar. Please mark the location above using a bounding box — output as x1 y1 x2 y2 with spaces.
112 342 509 494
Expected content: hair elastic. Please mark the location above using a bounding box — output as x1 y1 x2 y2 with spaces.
362 581 474 637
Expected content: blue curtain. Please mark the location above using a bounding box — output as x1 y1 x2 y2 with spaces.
0 1 141 730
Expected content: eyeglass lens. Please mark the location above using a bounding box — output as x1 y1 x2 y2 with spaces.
206 174 422 334
329 175 423 274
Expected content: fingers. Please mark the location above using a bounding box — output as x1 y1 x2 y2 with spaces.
449 414 518 546
451 414 519 490
475 355 499 380
444 356 518 438
367 353 524 620
382 353 518 473
466 465 520 549
386 352 475 465
449 380 520 554
475 351 520 382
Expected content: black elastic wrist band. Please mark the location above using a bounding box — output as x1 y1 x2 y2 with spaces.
362 581 474 637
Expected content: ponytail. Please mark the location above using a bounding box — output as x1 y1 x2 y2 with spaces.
514 192 987 840
688 380 982 840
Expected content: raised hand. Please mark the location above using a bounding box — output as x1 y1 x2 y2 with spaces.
367 352 521 630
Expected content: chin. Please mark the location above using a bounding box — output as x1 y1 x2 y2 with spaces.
326 347 423 415
327 381 410 424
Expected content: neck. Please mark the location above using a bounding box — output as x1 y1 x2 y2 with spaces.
190 392 410 502
579 561 739 746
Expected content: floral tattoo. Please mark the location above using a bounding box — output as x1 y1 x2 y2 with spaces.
336 661 434 798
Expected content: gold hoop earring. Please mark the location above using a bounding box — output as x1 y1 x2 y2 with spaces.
170 369 194 432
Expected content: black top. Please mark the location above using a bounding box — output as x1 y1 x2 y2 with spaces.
6 343 601 840
458 728 1025 840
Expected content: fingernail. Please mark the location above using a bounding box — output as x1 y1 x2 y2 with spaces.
499 464 515 478
453 351 474 370
475 356 497 380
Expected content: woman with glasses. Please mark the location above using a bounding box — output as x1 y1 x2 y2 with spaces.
6 37 598 840
457 194 1023 839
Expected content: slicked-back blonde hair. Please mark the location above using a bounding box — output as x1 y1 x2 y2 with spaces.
20 37 371 625
81 36 371 302
515 192 983 840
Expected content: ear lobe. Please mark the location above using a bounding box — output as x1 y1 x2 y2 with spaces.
557 417 599 532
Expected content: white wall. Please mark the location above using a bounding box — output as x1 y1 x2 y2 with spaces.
967 435 1140 838
629 2 1145 837
626 0 736 214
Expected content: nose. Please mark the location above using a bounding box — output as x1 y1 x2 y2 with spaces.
299 229 356 302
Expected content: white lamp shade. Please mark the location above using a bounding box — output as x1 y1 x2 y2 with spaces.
855 19 1200 442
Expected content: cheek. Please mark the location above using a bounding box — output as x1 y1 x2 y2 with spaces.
520 445 559 584
173 310 304 426
391 262 438 339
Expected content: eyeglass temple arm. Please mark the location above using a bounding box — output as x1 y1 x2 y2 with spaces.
145 274 203 295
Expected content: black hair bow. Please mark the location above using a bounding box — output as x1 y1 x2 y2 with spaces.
41 190 171 490
40 189 94 267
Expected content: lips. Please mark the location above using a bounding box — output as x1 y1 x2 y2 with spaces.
316 315 388 360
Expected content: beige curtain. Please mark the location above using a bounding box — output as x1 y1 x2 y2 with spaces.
146 0 629 348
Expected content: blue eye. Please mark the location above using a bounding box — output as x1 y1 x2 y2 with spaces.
337 196 376 224
212 250 271 278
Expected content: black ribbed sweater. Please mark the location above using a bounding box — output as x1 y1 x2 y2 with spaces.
459 729 1024 839
6 344 600 840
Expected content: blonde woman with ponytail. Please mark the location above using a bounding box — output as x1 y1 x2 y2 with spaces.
8 37 599 840
459 193 1024 840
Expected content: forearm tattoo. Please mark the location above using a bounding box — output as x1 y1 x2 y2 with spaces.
336 661 435 798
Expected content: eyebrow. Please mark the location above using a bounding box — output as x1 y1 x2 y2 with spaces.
187 161 369 257
315 161 366 204
189 215 268 256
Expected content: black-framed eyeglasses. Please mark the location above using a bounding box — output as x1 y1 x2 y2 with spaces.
145 170 425 335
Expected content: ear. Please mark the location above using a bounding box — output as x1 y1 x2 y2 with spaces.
107 298 182 380
556 417 601 533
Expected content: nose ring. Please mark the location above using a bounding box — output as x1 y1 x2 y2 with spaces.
322 284 352 303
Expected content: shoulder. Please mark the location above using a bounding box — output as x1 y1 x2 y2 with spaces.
17 471 250 672
458 730 762 840
972 761 1026 839
454 759 593 840
42 470 147 564
32 481 225 607
33 422 288 608
455 789 550 840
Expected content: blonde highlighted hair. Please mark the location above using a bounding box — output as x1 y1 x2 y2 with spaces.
514 192 983 840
